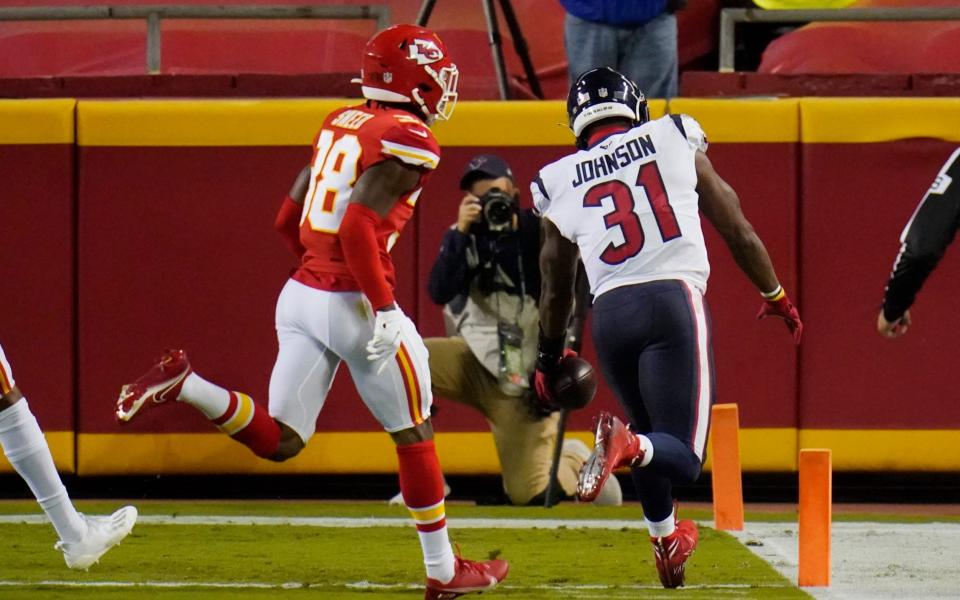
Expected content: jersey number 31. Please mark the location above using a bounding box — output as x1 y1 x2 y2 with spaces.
582 161 681 265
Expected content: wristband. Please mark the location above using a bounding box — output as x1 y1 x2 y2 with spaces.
761 285 785 302
536 327 564 371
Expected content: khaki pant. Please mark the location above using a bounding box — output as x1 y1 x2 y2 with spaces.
426 336 583 505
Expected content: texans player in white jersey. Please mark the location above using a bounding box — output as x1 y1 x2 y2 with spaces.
114 25 507 599
532 67 802 588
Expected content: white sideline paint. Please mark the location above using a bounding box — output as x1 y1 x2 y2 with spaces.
0 514 650 530
731 521 960 600
0 580 792 592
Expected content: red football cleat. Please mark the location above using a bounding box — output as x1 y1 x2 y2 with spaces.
424 555 509 600
651 519 699 588
577 412 643 502
116 349 192 423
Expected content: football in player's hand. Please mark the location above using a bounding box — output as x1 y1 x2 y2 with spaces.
548 355 598 411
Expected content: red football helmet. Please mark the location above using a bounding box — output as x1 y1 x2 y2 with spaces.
354 24 459 123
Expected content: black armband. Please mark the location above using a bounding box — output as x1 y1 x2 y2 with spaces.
536 327 565 371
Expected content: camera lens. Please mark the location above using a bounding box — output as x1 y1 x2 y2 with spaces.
484 197 512 228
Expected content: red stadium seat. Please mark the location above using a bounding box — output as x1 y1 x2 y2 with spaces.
759 0 960 75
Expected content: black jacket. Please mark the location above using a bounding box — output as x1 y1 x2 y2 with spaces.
428 209 542 308
883 148 960 321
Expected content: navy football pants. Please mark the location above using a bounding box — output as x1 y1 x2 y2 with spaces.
591 279 715 523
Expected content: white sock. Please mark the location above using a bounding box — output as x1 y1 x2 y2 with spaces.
0 399 86 543
418 527 456 583
637 434 654 467
407 499 456 583
646 507 677 538
179 372 231 419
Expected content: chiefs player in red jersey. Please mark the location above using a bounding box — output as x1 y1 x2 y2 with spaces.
116 24 508 599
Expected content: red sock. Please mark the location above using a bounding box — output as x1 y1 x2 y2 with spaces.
211 392 281 458
398 440 446 528
397 440 455 582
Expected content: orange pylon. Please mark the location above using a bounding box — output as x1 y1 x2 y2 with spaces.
710 403 744 531
798 448 832 587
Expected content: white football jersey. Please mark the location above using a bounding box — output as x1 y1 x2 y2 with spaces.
532 114 710 297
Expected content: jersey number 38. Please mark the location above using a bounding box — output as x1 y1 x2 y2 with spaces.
302 130 362 233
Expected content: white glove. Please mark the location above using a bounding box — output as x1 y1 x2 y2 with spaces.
367 309 405 374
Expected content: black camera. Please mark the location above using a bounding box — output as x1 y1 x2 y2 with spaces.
478 188 518 232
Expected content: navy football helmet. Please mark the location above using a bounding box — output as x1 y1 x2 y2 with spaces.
567 67 649 148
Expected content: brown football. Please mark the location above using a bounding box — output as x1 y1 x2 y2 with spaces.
549 355 598 411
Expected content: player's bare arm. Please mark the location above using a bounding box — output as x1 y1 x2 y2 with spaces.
351 157 422 218
566 262 591 353
696 151 778 292
0 385 23 410
539 217 580 343
696 151 803 343
534 217 582 406
288 165 310 204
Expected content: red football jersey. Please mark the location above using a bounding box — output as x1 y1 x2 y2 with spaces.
292 103 440 293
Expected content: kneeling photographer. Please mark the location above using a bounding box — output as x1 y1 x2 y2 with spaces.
425 155 621 506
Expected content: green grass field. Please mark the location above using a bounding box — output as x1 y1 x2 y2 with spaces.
0 501 810 599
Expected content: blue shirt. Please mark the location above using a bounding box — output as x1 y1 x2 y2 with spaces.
561 0 668 26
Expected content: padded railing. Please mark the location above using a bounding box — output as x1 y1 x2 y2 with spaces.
719 7 960 72
0 5 391 74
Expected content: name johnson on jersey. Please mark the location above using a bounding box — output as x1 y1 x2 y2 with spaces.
571 134 657 188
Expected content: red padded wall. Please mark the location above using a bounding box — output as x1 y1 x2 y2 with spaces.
0 144 75 432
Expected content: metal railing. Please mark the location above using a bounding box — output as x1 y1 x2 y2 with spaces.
0 5 391 74
720 7 960 72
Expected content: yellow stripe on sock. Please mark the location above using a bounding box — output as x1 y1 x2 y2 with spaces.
219 393 255 436
408 500 446 525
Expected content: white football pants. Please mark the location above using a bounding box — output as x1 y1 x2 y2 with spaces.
269 278 432 443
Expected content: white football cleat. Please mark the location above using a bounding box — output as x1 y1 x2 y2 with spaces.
56 506 138 570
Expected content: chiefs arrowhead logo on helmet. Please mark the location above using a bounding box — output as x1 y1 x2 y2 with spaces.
355 24 459 123
408 38 444 66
